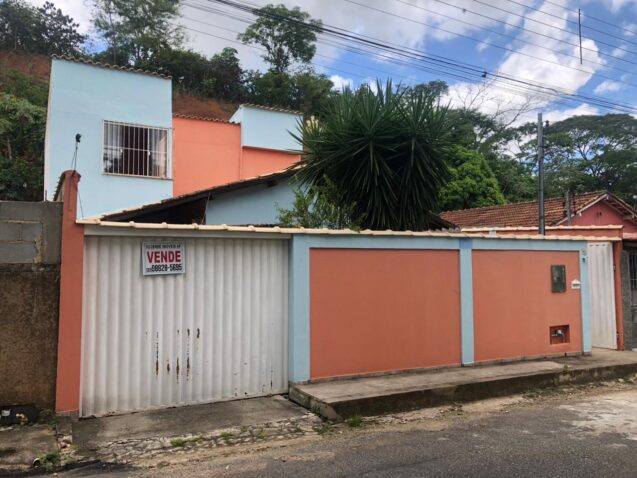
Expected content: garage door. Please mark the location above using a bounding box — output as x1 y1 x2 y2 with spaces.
80 235 289 417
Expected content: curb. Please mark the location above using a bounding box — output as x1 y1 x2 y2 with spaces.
290 362 637 420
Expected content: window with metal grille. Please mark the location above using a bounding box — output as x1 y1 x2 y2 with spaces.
629 251 637 306
102 121 170 178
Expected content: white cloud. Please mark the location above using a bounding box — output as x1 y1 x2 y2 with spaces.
443 0 609 125
594 80 623 94
329 75 354 91
601 0 637 14
25 0 93 34
544 104 600 123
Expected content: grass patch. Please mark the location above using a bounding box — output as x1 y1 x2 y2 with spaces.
314 422 333 435
170 438 187 447
220 431 234 440
35 451 59 471
170 435 203 448
346 415 363 428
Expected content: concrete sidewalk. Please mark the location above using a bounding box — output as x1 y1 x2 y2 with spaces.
290 349 637 420
62 395 318 466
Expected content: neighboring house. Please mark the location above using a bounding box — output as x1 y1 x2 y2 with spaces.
440 191 637 232
441 191 637 352
44 56 302 218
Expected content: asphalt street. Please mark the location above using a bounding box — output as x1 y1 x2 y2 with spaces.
67 387 637 477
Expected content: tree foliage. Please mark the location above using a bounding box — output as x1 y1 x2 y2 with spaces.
0 93 45 201
277 179 358 229
295 81 451 231
238 3 322 74
437 146 505 211
0 0 85 55
515 114 637 202
92 0 183 66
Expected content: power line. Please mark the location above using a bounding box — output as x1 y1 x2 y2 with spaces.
502 0 637 47
539 0 637 37
181 13 577 113
179 22 593 117
399 0 637 69
343 0 637 89
188 0 637 114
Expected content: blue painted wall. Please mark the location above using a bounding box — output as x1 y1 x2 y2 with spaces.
44 59 173 218
205 177 297 225
230 105 301 152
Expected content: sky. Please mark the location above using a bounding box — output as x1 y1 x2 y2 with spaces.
27 0 637 124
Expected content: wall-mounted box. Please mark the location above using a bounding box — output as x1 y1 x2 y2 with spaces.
551 265 566 293
550 325 570 345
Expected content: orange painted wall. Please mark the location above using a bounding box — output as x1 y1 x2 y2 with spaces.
56 171 85 413
172 117 300 197
172 117 241 196
309 249 461 380
240 147 299 179
473 250 582 362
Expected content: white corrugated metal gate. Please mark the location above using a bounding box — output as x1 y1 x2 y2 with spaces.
80 234 289 417
588 242 617 350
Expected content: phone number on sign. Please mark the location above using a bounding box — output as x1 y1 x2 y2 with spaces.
148 263 183 273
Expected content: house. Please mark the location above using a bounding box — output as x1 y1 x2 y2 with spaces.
440 191 637 232
440 191 637 351
44 56 302 219
54 170 599 416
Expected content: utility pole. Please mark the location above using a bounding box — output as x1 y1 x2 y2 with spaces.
538 113 545 235
578 9 583 64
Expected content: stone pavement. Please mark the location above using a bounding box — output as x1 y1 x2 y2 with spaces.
290 349 637 419
61 396 321 466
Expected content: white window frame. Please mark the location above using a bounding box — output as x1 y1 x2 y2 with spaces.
101 120 172 179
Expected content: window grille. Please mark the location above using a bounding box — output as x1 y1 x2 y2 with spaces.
102 121 170 178
629 251 637 306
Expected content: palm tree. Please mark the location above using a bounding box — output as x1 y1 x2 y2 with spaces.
293 81 452 231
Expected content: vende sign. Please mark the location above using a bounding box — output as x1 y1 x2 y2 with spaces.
142 241 185 276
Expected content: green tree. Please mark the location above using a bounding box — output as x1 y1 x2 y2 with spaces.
515 114 637 201
278 179 358 229
0 93 45 201
0 0 85 54
38 2 86 54
206 47 245 102
238 3 322 74
437 147 505 211
294 81 451 231
92 0 183 66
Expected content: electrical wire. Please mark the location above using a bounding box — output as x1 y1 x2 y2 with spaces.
344 0 637 83
181 0 637 115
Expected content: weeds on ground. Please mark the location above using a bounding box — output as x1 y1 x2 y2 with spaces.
170 435 203 448
346 415 363 428
34 451 59 471
220 431 234 440
314 422 333 435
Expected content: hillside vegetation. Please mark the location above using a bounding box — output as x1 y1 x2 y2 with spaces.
1 0 637 216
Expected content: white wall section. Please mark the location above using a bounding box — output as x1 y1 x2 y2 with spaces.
588 242 617 350
81 235 289 417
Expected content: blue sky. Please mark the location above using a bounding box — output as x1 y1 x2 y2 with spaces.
29 0 637 124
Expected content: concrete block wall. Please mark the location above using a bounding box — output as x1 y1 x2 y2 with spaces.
0 201 62 410
0 201 62 264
